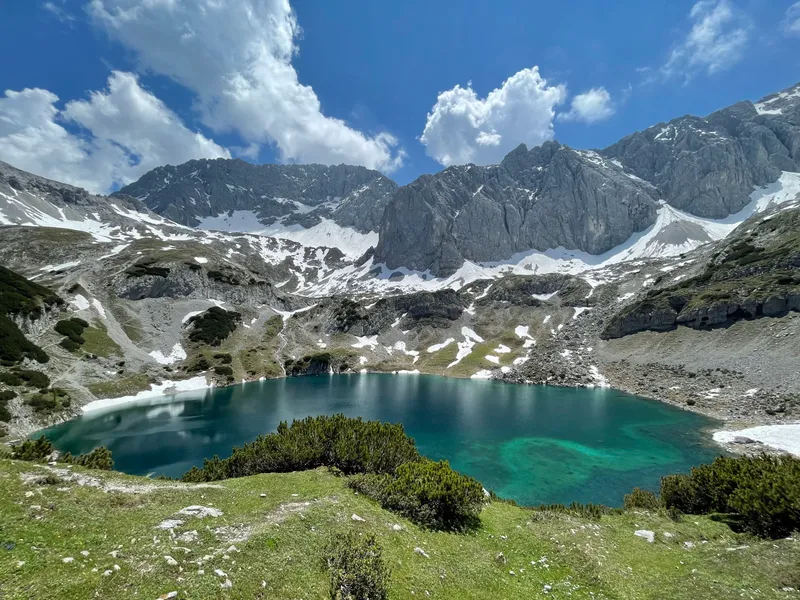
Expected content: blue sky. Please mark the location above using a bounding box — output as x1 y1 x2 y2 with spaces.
0 0 798 193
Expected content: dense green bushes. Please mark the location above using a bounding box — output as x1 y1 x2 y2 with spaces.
0 389 15 422
11 436 113 470
660 454 800 538
0 314 49 364
182 415 420 482
349 459 486 531
55 317 89 348
324 531 389 600
623 487 661 511
187 307 241 346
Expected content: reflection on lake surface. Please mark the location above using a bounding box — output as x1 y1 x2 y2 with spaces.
40 374 721 506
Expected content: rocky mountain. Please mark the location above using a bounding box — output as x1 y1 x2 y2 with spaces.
375 82 800 276
115 159 397 256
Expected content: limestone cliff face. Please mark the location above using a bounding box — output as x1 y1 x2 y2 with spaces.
375 83 800 276
375 142 659 276
116 159 397 234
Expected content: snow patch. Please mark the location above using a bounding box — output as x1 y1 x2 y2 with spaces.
713 424 800 457
149 343 187 365
81 375 211 414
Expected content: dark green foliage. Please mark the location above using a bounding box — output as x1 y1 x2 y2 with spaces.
124 258 170 278
55 318 87 345
623 487 661 511
324 531 389 600
12 436 113 471
26 387 68 412
349 459 486 531
213 365 233 376
213 352 232 364
11 437 55 462
182 414 420 482
187 307 241 346
15 369 50 389
660 454 800 538
0 372 22 386
0 390 15 401
533 502 622 521
185 356 211 373
0 392 12 422
0 315 49 364
0 265 63 317
59 338 81 352
63 446 114 471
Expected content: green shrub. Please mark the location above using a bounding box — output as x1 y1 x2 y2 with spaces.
63 446 114 471
0 314 49 364
213 352 232 364
349 459 486 531
26 393 57 412
187 307 241 346
324 531 389 600
59 338 81 352
15 369 50 389
213 365 233 377
55 318 87 345
623 487 661 511
0 389 16 401
182 414 420 482
660 455 800 538
0 266 62 317
0 372 23 386
11 437 55 462
264 315 283 338
0 403 11 422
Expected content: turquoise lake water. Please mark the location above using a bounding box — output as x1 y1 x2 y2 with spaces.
40 374 722 506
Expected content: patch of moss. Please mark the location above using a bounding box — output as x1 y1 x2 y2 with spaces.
87 373 150 399
81 324 122 358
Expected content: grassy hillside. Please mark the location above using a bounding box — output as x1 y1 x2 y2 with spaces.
0 459 797 599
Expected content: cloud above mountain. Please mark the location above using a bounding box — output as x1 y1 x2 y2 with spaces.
419 67 566 167
89 0 405 173
558 88 615 124
0 72 229 193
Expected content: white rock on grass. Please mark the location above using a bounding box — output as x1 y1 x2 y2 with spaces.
156 519 184 530
157 593 178 600
177 506 223 518
414 547 430 558
392 524 402 532
62 557 74 564
221 579 233 589
214 568 227 578
103 570 113 576
164 556 178 566
351 514 366 522
634 530 655 543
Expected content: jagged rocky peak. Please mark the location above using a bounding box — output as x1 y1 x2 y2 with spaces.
374 140 660 276
115 158 398 234
602 81 800 218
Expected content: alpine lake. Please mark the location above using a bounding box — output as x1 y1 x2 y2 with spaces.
39 374 722 507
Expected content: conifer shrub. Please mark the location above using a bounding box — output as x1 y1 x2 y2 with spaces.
59 338 81 352
0 315 49 364
187 307 241 346
12 436 114 470
532 502 621 521
623 487 661 511
55 318 87 345
181 414 420 482
324 531 389 600
349 459 486 531
660 454 800 538
15 369 50 389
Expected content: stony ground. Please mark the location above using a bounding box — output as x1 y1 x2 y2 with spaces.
0 459 798 600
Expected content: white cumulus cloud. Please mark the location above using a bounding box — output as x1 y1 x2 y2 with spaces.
661 0 750 81
783 2 800 36
419 67 566 167
557 87 615 124
88 0 404 173
0 71 229 193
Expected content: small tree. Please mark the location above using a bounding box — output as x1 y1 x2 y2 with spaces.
324 531 389 600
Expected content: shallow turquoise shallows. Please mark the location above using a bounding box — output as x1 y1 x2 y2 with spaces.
39 374 722 506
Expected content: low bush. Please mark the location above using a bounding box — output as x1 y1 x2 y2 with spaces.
12 436 113 470
26 393 57 412
0 389 17 401
62 446 114 471
623 487 661 511
59 338 81 352
349 459 486 531
0 314 49 364
187 307 241 346
55 318 87 345
0 372 23 386
324 531 389 600
213 365 233 377
182 414 420 482
213 352 232 364
15 369 50 389
660 454 800 538
0 403 11 423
